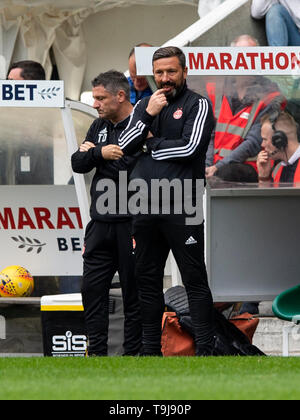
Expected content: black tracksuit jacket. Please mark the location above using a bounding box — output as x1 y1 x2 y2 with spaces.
118 83 215 192
71 117 142 356
71 117 137 222
118 84 216 354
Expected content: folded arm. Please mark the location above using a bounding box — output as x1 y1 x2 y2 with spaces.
71 142 124 175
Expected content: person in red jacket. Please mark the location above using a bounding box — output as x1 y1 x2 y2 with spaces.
257 110 300 184
205 34 284 179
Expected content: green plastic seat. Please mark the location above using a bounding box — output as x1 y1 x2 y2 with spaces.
272 285 300 323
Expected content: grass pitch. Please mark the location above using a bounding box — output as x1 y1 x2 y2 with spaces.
1 356 300 400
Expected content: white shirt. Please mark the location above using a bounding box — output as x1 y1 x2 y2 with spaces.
281 145 300 167
251 0 300 31
198 0 225 18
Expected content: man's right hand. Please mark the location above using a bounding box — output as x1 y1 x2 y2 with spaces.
146 89 168 117
257 150 272 180
101 145 124 160
205 165 218 178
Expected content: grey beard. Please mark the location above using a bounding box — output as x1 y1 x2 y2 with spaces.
164 82 185 101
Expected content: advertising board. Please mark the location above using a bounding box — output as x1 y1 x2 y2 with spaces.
0 81 64 107
0 186 84 276
135 46 300 76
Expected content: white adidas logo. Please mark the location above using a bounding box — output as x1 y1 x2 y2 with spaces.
185 236 197 245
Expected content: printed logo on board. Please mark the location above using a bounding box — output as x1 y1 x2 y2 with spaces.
0 81 64 107
51 331 87 357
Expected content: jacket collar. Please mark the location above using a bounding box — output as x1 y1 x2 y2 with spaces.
102 115 131 129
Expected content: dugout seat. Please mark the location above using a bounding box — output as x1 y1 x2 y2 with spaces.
272 285 300 356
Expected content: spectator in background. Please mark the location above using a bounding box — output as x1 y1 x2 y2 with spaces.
251 0 300 46
205 34 284 178
198 0 226 18
257 110 300 184
230 34 259 47
7 60 46 80
7 59 82 295
128 43 153 105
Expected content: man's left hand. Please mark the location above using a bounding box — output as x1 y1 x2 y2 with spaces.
79 141 96 152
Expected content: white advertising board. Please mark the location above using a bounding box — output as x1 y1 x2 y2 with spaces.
135 47 300 76
0 81 64 107
0 186 85 276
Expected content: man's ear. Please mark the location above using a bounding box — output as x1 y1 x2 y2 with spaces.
183 66 188 80
117 90 127 103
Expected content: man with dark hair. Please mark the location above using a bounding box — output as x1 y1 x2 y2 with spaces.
7 60 46 80
5 59 50 187
119 46 216 356
71 70 142 357
128 43 153 105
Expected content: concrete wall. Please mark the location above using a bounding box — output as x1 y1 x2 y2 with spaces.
81 4 199 92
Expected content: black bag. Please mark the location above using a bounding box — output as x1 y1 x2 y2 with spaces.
164 286 266 356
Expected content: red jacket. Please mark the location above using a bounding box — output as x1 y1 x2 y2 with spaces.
272 160 300 184
207 82 283 169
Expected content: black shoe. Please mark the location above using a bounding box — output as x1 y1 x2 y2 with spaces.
195 339 216 357
86 349 107 357
195 347 213 357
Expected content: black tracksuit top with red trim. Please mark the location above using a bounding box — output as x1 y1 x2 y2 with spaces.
118 83 215 188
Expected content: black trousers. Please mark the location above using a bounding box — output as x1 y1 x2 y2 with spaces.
133 215 215 355
82 220 142 356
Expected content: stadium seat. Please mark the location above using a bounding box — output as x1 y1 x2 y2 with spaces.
272 285 300 357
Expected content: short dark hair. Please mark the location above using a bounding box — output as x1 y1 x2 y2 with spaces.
92 70 130 101
152 46 186 69
8 60 46 80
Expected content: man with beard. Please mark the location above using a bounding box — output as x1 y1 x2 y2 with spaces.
119 46 216 356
